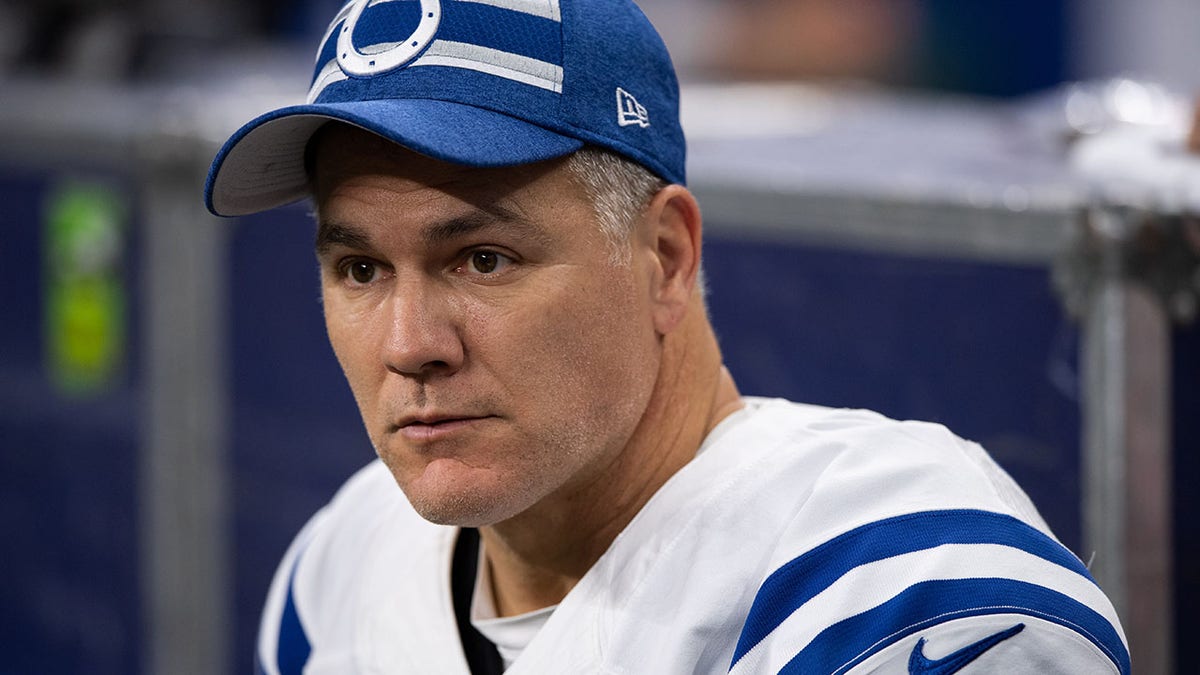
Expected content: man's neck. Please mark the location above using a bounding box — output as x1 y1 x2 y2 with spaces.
478 311 742 617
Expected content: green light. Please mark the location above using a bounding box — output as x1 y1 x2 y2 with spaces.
44 180 127 395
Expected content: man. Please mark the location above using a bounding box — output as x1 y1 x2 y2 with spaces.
205 1 1129 673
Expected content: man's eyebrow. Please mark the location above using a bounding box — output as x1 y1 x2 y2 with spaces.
316 203 552 254
423 204 550 246
315 221 371 255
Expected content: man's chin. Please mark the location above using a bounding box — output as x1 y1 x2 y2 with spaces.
408 492 525 529
389 462 531 528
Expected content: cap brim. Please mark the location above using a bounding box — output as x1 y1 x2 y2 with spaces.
204 98 585 217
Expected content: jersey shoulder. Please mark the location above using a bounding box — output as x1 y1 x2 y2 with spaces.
724 399 1129 674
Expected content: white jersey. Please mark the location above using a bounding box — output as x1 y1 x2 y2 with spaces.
255 398 1129 674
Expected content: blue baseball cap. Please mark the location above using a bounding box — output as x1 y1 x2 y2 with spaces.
205 0 685 217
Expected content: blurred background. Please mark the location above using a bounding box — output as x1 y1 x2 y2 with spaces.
1 0 1197 673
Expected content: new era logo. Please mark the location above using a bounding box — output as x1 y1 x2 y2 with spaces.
616 87 650 128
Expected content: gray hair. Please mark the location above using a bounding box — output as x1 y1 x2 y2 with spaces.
564 146 668 265
564 147 708 298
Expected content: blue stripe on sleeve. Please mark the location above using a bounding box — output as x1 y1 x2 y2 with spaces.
276 552 312 675
778 578 1130 675
731 510 1096 666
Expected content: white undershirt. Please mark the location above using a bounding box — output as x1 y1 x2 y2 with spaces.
470 548 556 670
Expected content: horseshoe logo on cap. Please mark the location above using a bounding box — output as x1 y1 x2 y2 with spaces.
337 0 442 77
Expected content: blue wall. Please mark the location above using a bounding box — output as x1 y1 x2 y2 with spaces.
703 232 1083 551
0 168 142 675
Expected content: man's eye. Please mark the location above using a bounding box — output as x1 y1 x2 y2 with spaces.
346 261 377 284
466 250 512 275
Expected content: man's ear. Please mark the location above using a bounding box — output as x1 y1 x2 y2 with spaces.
642 185 702 335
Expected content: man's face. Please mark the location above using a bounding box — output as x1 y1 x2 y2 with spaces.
312 128 662 527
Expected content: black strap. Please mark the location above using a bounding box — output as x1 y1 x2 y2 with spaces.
451 528 506 675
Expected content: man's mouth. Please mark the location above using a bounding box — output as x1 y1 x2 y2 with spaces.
393 413 495 442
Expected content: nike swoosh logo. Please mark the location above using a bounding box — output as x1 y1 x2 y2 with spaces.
908 623 1026 674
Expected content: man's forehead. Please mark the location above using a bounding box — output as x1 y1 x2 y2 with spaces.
309 124 599 250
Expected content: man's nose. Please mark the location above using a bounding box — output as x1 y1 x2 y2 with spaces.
381 285 464 378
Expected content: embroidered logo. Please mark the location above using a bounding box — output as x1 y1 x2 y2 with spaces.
908 623 1025 674
337 0 442 77
616 87 650 128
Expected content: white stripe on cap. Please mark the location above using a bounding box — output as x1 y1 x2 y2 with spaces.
308 38 564 102
458 0 560 22
308 59 349 103
410 39 563 92
314 2 357 65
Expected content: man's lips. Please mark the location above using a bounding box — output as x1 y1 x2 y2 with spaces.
392 414 496 442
